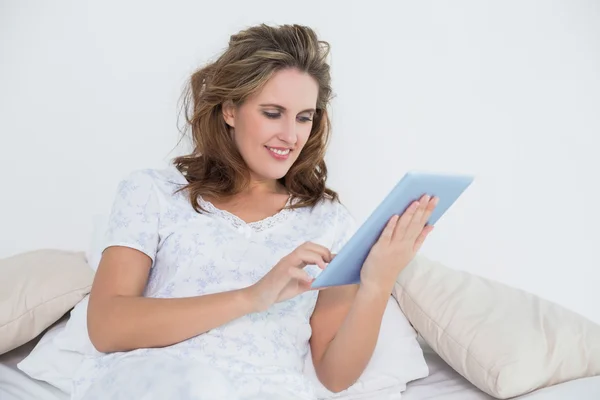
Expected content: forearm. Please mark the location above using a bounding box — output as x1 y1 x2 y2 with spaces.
88 288 256 353
316 286 391 392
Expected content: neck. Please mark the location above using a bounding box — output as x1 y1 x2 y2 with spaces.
242 179 285 196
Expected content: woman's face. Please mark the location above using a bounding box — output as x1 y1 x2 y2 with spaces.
223 68 319 184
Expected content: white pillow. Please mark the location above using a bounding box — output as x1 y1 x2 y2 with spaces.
17 318 84 394
54 295 99 357
54 214 107 357
393 255 600 399
85 214 108 272
51 215 106 358
303 296 429 399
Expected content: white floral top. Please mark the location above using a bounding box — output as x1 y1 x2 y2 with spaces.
71 166 356 400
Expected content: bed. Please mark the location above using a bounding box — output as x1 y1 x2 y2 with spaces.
1 331 599 400
2 250 599 399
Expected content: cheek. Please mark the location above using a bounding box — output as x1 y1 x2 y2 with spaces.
240 117 277 144
297 125 313 147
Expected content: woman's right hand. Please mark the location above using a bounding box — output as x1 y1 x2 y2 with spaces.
246 242 333 312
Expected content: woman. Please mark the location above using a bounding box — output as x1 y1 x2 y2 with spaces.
76 23 437 400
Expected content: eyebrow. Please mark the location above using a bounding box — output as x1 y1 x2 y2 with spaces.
259 103 316 114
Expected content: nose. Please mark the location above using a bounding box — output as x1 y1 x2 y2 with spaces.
277 117 297 145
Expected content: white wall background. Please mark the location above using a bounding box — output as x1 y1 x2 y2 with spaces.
1 1 599 323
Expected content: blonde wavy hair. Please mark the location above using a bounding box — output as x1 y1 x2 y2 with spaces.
173 23 339 212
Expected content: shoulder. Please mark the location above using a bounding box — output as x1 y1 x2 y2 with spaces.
114 166 188 199
296 197 356 239
118 166 186 187
313 197 355 225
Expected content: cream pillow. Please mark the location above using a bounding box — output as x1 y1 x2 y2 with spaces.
392 255 600 399
0 249 93 355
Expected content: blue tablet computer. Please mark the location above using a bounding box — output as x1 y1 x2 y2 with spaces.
310 171 474 289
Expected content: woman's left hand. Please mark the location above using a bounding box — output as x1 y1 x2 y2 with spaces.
359 194 438 296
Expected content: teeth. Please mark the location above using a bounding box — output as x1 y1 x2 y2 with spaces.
268 147 290 155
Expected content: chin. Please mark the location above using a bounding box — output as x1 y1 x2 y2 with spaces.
266 170 289 181
253 165 291 181
247 152 297 181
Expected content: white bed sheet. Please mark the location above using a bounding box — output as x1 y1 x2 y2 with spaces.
0 339 67 400
1 337 599 400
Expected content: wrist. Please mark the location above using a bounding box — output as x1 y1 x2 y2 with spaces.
357 282 392 304
240 284 274 313
239 286 263 314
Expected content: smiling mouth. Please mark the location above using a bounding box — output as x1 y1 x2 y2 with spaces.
266 146 291 156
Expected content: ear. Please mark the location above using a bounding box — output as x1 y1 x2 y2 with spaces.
222 101 236 128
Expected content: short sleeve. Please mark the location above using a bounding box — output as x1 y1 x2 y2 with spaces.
103 171 161 262
331 202 358 255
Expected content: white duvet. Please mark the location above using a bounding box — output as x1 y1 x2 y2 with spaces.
2 336 599 400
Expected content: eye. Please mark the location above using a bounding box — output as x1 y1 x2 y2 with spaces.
263 111 281 119
297 115 313 123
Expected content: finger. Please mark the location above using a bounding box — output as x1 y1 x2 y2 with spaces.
421 196 438 225
380 214 399 242
413 195 430 223
414 225 434 251
286 249 326 269
294 249 328 270
395 200 420 238
297 280 314 292
322 253 337 269
407 195 430 237
287 266 314 283
300 242 333 262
